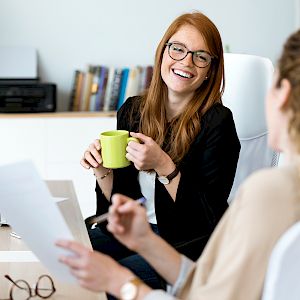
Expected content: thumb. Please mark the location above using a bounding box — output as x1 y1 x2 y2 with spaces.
130 132 151 144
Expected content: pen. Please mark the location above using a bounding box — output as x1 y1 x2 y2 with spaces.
10 232 21 239
87 197 146 226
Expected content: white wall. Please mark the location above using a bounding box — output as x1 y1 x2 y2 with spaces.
0 0 297 111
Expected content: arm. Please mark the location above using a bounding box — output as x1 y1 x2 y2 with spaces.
80 139 113 201
152 106 240 259
107 194 183 285
57 193 196 299
126 132 180 201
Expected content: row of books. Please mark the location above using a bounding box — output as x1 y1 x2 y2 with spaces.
69 65 153 112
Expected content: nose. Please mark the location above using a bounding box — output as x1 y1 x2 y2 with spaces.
181 51 194 66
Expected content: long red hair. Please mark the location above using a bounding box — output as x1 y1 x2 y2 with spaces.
136 12 225 164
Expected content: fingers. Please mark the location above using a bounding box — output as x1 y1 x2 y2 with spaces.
56 240 90 256
56 240 92 271
80 140 102 169
111 193 134 206
130 132 152 143
107 194 136 234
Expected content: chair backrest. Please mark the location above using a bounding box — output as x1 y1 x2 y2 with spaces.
222 53 279 203
262 221 300 300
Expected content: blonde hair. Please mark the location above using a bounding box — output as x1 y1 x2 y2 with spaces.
277 29 300 151
131 12 224 164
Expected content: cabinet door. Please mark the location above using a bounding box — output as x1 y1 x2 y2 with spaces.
0 118 46 175
45 117 116 217
45 117 116 163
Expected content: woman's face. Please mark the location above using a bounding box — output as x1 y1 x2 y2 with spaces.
161 24 211 99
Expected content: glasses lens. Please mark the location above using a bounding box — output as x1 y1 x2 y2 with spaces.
193 51 212 68
10 280 31 300
168 43 187 60
36 275 55 298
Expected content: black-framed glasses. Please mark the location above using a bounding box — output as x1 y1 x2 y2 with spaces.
0 274 56 300
165 42 214 68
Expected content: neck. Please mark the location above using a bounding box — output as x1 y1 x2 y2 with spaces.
166 91 194 121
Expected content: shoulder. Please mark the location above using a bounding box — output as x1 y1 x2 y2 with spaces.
117 96 142 122
118 96 142 113
234 165 299 217
200 103 236 135
202 103 233 124
197 103 239 145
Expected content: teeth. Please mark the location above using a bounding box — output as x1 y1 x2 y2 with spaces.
173 69 193 78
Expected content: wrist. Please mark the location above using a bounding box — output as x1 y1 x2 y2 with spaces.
135 230 157 255
155 154 176 177
114 269 152 300
93 167 112 179
107 265 134 297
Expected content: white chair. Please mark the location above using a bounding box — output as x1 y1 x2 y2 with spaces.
262 221 300 300
222 53 279 203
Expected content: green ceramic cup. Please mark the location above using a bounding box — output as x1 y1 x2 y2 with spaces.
100 130 139 169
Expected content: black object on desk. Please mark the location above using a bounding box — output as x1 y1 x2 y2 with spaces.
0 80 56 113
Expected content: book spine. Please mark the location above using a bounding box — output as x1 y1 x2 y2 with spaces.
81 65 95 111
116 68 129 110
97 67 109 111
109 68 123 111
69 70 80 111
89 66 102 111
73 71 84 111
103 67 115 112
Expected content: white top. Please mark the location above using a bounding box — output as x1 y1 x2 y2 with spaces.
138 171 157 224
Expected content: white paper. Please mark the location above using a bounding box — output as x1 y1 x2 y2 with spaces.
53 197 68 203
0 46 37 79
0 160 76 283
0 251 39 262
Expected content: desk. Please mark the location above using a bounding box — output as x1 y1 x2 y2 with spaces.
0 180 106 300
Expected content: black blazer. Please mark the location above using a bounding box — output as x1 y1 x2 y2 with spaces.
96 96 240 260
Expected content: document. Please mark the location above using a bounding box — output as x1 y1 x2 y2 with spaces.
0 160 76 283
0 251 39 262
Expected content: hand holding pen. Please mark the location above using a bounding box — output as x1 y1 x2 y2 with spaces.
86 196 146 227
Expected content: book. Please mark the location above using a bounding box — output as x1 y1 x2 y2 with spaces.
124 67 140 100
145 65 153 89
103 67 115 112
73 71 85 111
95 66 109 111
116 68 129 110
89 66 102 111
80 65 96 111
69 70 80 111
109 68 123 111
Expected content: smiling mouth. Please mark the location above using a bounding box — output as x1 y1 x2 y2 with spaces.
172 69 194 79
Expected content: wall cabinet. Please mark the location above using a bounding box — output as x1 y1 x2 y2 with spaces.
0 112 116 218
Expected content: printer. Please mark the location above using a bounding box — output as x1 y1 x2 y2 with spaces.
0 47 56 112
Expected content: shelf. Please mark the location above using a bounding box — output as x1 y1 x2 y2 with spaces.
0 111 117 119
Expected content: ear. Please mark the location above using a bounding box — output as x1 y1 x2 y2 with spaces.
276 78 292 109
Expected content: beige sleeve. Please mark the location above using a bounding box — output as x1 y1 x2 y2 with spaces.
180 168 297 300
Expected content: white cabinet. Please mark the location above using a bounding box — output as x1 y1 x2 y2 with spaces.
0 113 116 218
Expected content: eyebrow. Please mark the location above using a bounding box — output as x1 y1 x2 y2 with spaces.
168 41 209 53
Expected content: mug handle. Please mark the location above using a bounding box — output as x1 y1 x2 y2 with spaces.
127 137 140 144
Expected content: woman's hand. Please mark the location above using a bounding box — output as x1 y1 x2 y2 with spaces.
80 139 103 169
56 240 132 294
126 132 170 171
107 194 154 252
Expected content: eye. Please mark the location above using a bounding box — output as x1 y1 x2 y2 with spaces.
194 52 210 62
171 44 185 53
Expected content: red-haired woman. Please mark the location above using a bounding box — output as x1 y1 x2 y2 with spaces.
81 11 240 293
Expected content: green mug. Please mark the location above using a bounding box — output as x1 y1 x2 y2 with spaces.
100 130 139 169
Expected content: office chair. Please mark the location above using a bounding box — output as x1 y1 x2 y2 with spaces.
262 221 300 300
222 53 279 203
